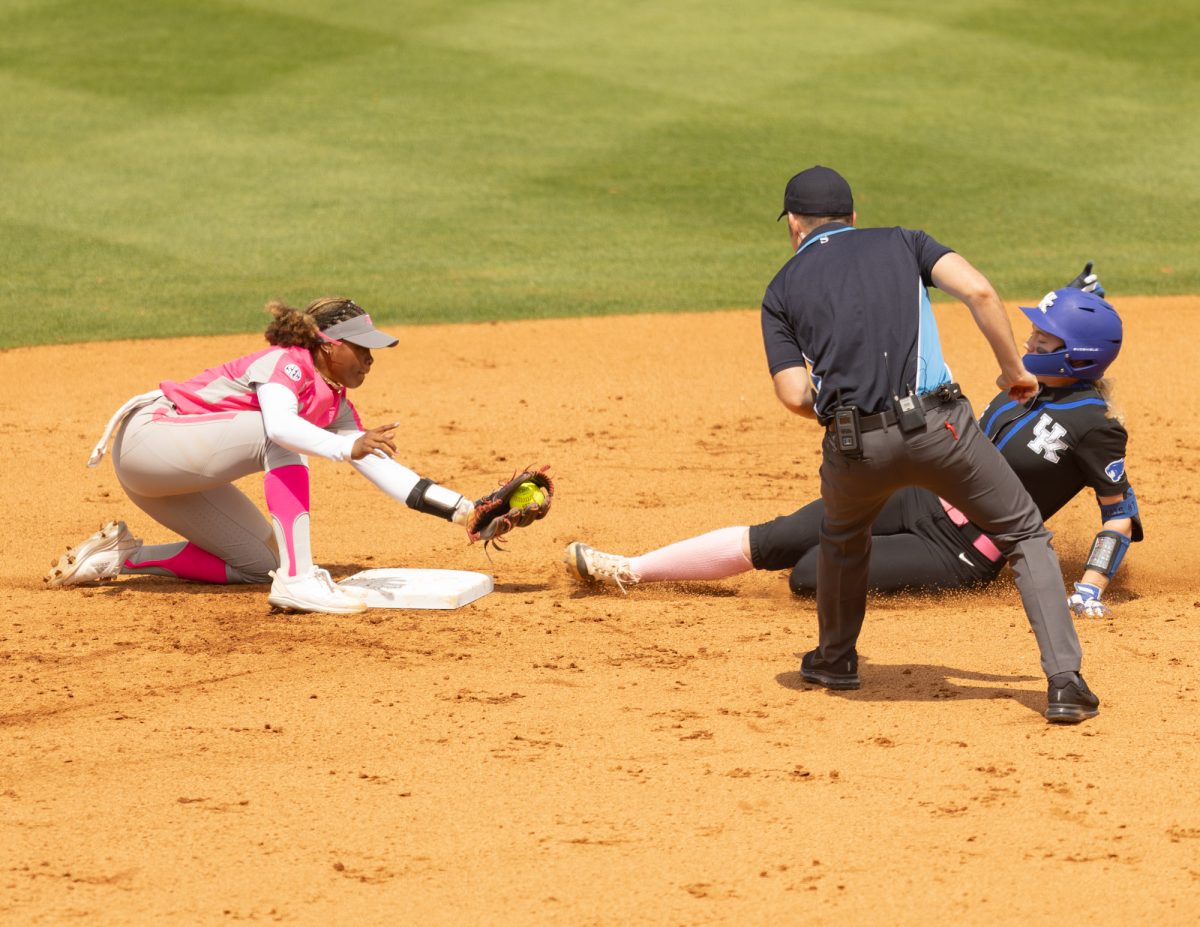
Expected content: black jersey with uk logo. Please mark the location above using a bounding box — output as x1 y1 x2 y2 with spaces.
977 382 1131 522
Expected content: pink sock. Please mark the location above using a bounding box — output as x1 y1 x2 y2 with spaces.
264 464 312 578
127 542 229 584
629 527 752 582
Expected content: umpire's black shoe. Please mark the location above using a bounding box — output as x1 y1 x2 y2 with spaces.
1045 672 1100 724
800 649 860 690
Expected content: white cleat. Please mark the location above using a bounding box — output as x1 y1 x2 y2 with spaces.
267 566 368 615
563 542 639 592
45 520 142 588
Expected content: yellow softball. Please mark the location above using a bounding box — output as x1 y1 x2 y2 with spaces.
509 481 546 509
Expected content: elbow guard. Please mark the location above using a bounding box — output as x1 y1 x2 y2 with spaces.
1084 529 1131 579
1098 487 1143 541
405 478 465 522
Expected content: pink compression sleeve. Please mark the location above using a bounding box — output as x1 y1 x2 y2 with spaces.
629 527 752 582
127 542 229 584
264 464 312 578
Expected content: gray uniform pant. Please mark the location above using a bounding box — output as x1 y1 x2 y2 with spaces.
112 397 303 583
816 396 1081 678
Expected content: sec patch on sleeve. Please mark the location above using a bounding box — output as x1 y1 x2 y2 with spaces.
1104 458 1126 482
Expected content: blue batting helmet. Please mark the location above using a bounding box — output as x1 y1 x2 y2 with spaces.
1019 288 1123 381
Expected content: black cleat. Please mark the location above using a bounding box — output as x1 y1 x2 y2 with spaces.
800 649 860 690
1045 672 1100 723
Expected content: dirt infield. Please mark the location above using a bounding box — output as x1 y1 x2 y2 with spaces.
3 298 1199 925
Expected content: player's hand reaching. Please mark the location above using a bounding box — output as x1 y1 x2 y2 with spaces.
351 423 399 460
1068 582 1110 618
1065 261 1105 297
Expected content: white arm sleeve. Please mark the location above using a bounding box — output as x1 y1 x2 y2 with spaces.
349 453 424 503
257 382 358 462
352 453 473 522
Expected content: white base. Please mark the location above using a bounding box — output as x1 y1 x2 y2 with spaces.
337 568 493 610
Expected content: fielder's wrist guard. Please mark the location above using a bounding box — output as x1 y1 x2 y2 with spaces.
406 478 466 522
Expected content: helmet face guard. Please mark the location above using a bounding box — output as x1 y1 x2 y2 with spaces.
1020 288 1123 381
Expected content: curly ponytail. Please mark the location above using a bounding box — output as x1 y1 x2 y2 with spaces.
264 301 321 349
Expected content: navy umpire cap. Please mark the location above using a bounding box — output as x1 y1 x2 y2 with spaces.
777 165 854 220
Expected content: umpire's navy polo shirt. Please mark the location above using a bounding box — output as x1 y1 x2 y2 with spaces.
760 221 954 420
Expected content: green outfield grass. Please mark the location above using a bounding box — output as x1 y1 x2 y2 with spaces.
1 0 1195 347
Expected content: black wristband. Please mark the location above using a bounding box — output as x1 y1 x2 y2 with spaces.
405 478 434 511
405 477 463 521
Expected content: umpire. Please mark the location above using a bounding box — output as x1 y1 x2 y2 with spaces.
761 165 1098 723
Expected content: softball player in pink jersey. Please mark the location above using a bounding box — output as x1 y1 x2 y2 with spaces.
46 297 478 614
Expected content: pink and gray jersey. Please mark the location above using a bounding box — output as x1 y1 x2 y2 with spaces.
160 346 362 430
90 339 428 587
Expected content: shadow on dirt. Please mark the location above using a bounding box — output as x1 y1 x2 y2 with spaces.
83 579 263 596
492 581 552 594
775 661 1044 716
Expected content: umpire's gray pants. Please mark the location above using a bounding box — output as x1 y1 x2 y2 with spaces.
816 396 1081 678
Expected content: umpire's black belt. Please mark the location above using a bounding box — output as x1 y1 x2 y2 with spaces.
828 383 962 434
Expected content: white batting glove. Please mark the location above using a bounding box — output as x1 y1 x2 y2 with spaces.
1068 582 1110 618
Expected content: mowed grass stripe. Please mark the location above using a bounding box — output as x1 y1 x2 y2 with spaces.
0 0 1195 347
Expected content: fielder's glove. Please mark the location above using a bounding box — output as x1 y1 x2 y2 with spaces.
1065 261 1105 297
466 465 554 550
1068 581 1110 618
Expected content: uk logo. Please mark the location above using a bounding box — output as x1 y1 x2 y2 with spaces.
1027 413 1068 462
1036 290 1057 314
1105 458 1126 482
284 363 302 382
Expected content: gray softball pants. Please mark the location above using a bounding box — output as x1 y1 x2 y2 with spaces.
815 396 1082 679
112 397 302 583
